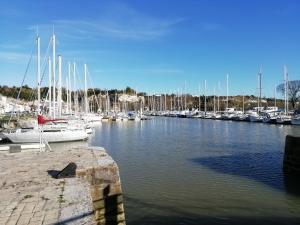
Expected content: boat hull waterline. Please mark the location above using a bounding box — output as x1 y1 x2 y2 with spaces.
3 129 88 143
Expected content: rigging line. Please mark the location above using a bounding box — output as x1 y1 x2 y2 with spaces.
75 64 84 99
40 64 49 107
39 37 52 86
39 38 52 109
28 54 58 104
8 42 35 124
87 67 100 109
28 37 52 103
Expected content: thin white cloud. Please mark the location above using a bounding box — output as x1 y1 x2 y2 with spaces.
29 2 185 41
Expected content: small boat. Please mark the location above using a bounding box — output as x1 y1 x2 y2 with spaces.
291 116 300 125
262 115 277 124
291 110 300 125
140 114 149 120
276 115 292 125
101 115 111 122
85 126 93 134
177 111 187 118
262 108 278 124
249 111 263 122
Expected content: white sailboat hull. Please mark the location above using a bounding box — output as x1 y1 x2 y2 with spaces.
3 128 88 143
276 116 291 124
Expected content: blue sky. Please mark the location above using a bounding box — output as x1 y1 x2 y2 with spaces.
0 0 300 97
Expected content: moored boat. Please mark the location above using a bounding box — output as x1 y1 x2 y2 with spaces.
3 127 88 143
291 116 300 125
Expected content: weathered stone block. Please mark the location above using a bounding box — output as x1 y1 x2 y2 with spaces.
76 169 86 177
118 222 126 225
94 208 106 220
93 199 105 209
109 184 122 196
91 184 108 201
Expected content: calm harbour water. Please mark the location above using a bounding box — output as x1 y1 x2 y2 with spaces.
88 117 300 225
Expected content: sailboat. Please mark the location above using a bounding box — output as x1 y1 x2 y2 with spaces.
4 115 88 143
249 68 264 122
3 32 89 143
276 66 291 125
262 86 278 124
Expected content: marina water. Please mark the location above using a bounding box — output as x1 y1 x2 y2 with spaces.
89 118 300 225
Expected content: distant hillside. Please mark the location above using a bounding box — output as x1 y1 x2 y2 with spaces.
0 85 288 111
0 85 141 101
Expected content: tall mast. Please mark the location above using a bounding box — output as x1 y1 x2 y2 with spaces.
73 62 77 116
170 91 172 111
284 65 288 115
217 81 220 112
58 55 62 117
84 63 88 114
204 80 207 114
181 89 183 111
198 83 201 111
48 57 52 116
114 92 117 112
66 76 69 114
242 92 245 113
37 34 41 114
260 68 262 108
213 86 216 114
68 62 71 114
184 81 187 111
161 94 162 111
52 32 56 118
174 91 176 111
274 85 277 108
177 89 180 111
226 74 229 110
258 67 262 110
141 94 143 114
152 94 154 111
99 92 102 113
164 94 167 111
107 90 110 113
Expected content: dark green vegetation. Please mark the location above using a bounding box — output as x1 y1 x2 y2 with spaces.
0 85 142 101
1 84 299 112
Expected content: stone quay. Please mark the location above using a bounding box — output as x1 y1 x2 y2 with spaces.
0 144 126 225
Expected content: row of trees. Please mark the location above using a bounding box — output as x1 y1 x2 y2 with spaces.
1 82 300 110
277 80 300 109
0 85 142 101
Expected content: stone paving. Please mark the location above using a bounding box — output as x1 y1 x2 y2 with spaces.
0 143 123 225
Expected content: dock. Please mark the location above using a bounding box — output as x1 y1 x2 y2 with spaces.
0 144 126 225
